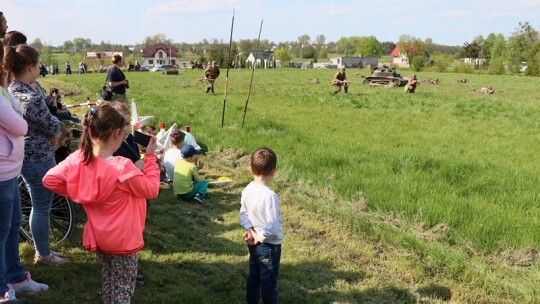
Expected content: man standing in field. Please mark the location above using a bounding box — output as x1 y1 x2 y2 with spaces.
204 61 220 94
332 68 348 95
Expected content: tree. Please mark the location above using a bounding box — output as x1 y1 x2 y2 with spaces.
315 34 326 46
30 38 43 53
505 22 539 73
298 34 311 46
462 41 481 58
274 47 292 62
336 36 362 56
380 41 396 55
397 35 423 59
62 40 75 54
356 36 382 57
143 34 172 46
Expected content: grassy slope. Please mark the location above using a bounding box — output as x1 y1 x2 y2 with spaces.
22 69 540 303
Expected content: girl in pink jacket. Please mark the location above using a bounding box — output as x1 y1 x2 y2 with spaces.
43 104 160 304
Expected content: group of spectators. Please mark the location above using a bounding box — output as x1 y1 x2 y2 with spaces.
1 10 281 303
0 11 61 303
0 10 130 303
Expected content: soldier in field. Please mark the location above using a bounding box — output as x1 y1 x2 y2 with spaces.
332 68 348 95
204 61 220 94
404 75 419 93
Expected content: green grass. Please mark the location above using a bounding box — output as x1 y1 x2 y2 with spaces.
22 68 540 303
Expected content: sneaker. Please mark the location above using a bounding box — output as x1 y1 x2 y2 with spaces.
34 252 69 266
8 272 48 294
193 193 205 203
0 288 16 302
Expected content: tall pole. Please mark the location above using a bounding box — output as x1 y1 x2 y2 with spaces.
242 19 263 127
221 9 235 128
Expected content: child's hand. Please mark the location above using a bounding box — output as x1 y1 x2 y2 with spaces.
196 160 204 170
243 229 254 245
145 136 157 154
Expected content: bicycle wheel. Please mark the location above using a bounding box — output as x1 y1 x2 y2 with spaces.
18 176 75 244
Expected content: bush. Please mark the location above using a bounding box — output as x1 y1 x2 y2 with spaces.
411 55 425 72
487 57 506 75
453 63 474 74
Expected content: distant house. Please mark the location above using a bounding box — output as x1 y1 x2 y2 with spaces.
328 56 378 69
246 51 275 69
390 47 410 68
141 43 179 67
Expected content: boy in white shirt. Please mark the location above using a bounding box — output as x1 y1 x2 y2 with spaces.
239 147 283 304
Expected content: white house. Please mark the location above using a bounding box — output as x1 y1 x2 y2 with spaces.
246 51 275 69
391 47 410 68
141 43 179 67
328 56 378 69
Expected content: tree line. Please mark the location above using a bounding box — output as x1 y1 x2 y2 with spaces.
29 21 540 76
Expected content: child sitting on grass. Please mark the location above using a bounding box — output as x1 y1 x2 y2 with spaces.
173 145 207 203
161 130 185 182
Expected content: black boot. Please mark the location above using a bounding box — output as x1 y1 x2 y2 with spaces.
344 87 348 94
206 87 211 93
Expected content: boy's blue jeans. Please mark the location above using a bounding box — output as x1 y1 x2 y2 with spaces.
0 177 26 295
21 158 56 257
177 180 208 201
246 243 281 304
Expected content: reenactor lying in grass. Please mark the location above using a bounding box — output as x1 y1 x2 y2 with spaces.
309 78 321 84
472 87 503 94
457 79 467 83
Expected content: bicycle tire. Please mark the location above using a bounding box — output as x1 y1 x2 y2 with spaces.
18 176 75 244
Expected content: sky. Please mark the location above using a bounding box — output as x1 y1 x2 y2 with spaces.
2 0 540 47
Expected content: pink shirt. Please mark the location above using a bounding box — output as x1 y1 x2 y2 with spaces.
43 150 160 254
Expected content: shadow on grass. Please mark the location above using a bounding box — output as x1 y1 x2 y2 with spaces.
144 187 244 256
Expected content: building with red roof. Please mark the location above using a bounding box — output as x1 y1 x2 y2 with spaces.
141 43 179 67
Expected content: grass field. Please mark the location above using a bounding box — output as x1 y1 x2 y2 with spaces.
20 67 540 303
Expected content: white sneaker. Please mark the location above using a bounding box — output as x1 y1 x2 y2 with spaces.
8 272 48 294
0 288 16 302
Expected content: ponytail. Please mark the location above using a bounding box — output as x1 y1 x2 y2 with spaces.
80 104 126 165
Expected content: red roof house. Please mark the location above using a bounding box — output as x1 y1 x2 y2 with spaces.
141 43 179 67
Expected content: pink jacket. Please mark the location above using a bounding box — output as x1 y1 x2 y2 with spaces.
0 89 28 181
43 150 160 254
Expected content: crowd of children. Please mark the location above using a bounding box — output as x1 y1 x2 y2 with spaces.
1 11 283 304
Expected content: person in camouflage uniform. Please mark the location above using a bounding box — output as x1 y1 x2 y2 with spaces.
332 68 348 95
204 61 220 94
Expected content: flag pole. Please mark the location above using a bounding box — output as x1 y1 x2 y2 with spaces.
221 9 235 128
242 19 263 127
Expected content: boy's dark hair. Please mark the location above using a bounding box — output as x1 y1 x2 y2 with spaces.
250 147 277 176
170 130 185 147
80 104 126 165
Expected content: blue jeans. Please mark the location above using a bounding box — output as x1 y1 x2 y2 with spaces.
21 158 56 257
246 243 281 304
0 177 26 295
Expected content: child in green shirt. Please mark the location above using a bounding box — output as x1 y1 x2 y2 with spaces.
173 145 207 203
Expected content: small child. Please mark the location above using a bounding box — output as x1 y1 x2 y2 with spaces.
45 88 80 123
173 144 207 203
239 147 283 304
162 130 185 182
43 104 160 303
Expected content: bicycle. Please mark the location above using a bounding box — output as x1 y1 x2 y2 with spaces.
18 176 75 244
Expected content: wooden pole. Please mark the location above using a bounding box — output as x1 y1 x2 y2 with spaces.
242 19 263 127
221 9 235 128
